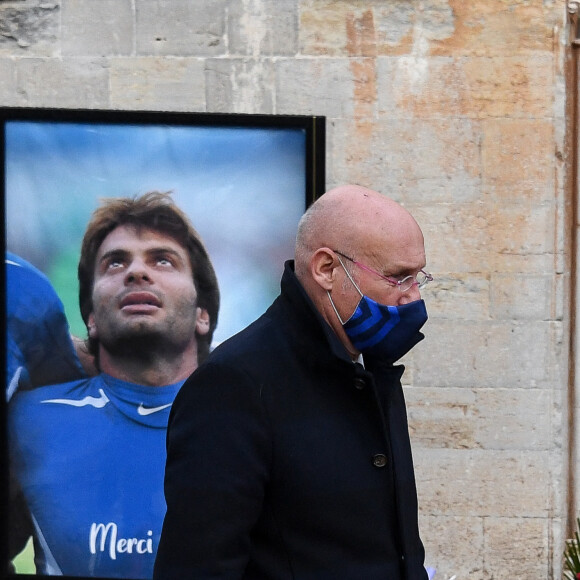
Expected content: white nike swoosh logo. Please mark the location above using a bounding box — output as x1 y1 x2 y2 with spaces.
137 403 172 416
41 388 110 408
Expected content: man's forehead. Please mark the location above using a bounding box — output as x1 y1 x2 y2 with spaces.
362 231 426 272
97 224 187 257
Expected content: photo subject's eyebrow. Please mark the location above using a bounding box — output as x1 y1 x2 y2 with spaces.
148 248 188 269
149 247 183 260
98 249 129 265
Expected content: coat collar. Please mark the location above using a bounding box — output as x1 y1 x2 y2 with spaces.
278 261 406 379
278 260 357 366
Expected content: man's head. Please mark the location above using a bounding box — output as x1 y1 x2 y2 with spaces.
78 192 219 367
295 184 427 358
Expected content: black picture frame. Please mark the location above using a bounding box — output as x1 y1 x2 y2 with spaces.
1 107 325 579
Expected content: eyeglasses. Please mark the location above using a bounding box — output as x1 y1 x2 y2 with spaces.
333 250 433 293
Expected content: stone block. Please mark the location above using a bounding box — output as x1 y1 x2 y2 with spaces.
410 201 556 274
136 0 227 56
461 54 554 118
15 57 110 108
275 58 363 117
480 202 555 265
414 448 552 518
418 273 490 322
227 0 298 56
377 54 554 119
482 118 554 189
325 118 383 192
322 118 338 186
0 58 19 106
205 58 274 114
412 320 551 388
482 517 549 578
482 177 556 206
110 57 205 111
419 514 485 579
61 0 133 57
300 1 367 57
377 56 463 118
406 387 553 450
0 0 59 56
490 273 555 321
328 117 481 203
552 518 566 580
429 0 560 57
299 1 454 57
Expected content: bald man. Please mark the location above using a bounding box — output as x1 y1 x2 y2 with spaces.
155 185 432 580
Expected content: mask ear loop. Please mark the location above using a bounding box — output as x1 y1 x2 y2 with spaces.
327 291 346 325
327 254 363 326
338 255 364 299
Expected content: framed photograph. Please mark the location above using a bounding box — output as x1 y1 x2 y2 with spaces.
1 107 325 578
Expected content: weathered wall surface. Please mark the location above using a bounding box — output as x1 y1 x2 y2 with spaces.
0 0 573 578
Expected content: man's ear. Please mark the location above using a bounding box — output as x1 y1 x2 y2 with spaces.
87 313 98 340
310 248 338 292
195 307 210 336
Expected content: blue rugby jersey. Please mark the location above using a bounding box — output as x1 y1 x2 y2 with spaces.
6 252 86 399
8 373 182 578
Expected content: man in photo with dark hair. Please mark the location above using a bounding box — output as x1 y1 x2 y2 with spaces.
9 191 219 578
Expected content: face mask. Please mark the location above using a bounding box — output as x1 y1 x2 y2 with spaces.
328 258 428 363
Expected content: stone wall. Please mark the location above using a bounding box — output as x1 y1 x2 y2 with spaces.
0 0 573 578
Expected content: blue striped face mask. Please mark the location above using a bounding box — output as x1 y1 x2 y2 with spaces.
328 257 428 363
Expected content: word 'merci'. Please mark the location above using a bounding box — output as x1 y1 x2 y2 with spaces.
89 523 154 560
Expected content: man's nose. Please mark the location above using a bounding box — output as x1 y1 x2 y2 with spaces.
397 283 421 305
125 260 152 284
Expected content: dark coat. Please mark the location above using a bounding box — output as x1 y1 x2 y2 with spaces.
154 262 428 580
